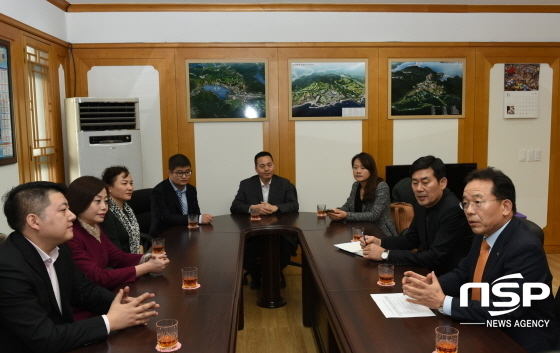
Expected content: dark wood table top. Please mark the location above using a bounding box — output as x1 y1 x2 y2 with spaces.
68 212 524 353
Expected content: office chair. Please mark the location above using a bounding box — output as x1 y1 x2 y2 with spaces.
0 233 7 246
127 188 154 251
516 216 544 246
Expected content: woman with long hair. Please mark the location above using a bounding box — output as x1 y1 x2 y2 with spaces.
329 152 397 237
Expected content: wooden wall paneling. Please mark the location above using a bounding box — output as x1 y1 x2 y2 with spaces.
52 42 70 182
475 47 560 252
174 47 278 184
278 47 378 183
379 47 476 168
69 48 177 180
0 23 30 182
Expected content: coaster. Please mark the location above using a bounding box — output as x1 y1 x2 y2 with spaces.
251 218 261 221
377 281 395 287
182 283 201 290
188 225 199 229
317 213 326 217
155 342 182 352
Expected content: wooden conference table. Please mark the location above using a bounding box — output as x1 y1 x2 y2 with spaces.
70 212 525 353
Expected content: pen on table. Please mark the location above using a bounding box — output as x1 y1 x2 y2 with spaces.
362 234 367 248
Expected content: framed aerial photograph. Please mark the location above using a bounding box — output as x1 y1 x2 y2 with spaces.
389 59 465 119
0 38 17 166
289 60 367 121
186 60 268 122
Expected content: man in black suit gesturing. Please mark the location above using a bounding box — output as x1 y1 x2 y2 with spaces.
0 181 160 353
402 167 559 352
230 151 299 289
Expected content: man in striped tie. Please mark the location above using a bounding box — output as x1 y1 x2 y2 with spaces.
401 167 559 353
150 154 213 237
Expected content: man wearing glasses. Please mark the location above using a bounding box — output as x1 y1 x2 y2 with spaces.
402 167 559 353
150 154 213 237
362 155 472 275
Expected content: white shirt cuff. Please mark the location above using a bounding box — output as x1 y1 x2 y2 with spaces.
102 314 111 334
443 295 453 315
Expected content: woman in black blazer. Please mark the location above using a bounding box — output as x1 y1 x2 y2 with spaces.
101 166 142 253
329 152 398 237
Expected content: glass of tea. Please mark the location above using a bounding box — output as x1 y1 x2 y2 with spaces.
377 263 395 286
156 319 179 351
317 204 327 217
187 214 199 229
351 227 364 242
435 326 459 353
250 208 261 221
181 267 199 289
151 238 165 254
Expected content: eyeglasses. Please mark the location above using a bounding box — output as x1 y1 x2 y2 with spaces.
459 199 503 210
173 170 192 177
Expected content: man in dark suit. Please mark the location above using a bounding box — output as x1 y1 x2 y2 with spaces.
230 151 299 289
403 167 559 353
0 181 160 353
150 154 213 237
362 155 473 275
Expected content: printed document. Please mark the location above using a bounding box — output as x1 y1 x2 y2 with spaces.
371 293 436 318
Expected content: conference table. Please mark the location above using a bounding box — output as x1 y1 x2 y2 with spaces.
69 212 525 353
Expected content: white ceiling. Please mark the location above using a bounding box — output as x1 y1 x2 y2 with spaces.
64 0 560 5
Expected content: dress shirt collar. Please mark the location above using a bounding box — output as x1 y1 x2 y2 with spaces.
169 178 186 193
25 237 60 264
484 219 511 249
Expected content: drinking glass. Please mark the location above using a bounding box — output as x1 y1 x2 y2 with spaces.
181 267 198 289
187 214 199 229
435 326 459 353
351 227 364 242
156 319 178 351
377 263 395 286
250 208 261 221
152 238 165 254
317 204 327 217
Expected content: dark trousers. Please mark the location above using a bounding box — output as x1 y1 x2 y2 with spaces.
243 235 292 279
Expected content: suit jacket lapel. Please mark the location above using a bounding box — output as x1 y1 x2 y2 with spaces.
13 233 63 317
267 175 277 203
481 218 515 282
165 180 183 214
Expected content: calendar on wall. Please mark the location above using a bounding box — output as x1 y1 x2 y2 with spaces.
503 64 540 119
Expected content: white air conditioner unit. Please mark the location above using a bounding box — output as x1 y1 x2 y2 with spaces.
65 97 143 188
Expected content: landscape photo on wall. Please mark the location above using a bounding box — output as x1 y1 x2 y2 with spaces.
389 59 465 119
289 60 367 120
187 60 268 121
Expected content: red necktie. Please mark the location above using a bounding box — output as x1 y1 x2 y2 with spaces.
471 239 490 301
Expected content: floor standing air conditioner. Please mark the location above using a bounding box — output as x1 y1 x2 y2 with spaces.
65 97 143 188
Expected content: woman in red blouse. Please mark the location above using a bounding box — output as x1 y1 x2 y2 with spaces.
66 176 169 293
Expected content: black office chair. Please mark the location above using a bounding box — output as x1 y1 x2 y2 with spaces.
516 216 544 246
0 233 7 247
127 188 154 251
391 177 417 205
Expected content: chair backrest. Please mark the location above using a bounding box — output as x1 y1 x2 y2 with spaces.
391 177 417 205
390 202 414 235
127 188 153 234
0 233 8 247
517 217 544 246
556 287 560 323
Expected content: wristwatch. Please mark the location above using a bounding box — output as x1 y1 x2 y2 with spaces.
381 249 390 261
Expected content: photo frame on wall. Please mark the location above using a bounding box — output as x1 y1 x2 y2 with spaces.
389 59 465 119
289 59 367 121
0 38 17 166
186 59 268 122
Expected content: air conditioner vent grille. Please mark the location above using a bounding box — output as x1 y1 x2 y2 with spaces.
78 102 137 131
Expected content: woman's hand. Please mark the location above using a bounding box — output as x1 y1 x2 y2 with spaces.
327 209 347 221
147 254 169 273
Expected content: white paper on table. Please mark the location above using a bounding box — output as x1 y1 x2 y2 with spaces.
371 293 436 318
334 241 363 257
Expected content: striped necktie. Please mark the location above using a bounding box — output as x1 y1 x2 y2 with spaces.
176 189 187 215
